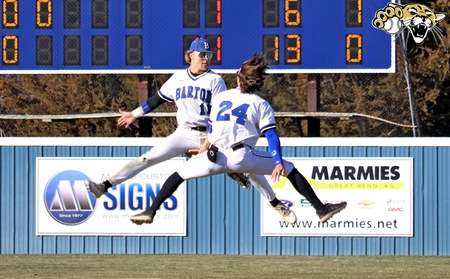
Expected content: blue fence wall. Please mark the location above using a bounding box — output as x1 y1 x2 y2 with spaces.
0 138 449 255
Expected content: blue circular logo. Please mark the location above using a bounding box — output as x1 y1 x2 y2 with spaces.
44 170 96 225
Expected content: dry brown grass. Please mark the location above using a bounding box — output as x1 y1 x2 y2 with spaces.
1 255 450 279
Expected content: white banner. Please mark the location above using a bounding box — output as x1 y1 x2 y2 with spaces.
261 158 413 237
36 157 187 236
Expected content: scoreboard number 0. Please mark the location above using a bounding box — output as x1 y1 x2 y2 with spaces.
2 0 18 28
36 0 52 28
346 34 363 64
2 35 18 64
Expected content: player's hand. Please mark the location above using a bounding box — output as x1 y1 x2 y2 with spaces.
117 110 136 128
198 138 210 153
271 163 285 182
198 144 209 153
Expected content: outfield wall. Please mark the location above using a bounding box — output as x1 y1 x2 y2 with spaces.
1 138 449 256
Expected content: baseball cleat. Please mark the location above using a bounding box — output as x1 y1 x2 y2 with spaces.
317 201 347 223
130 209 155 225
274 203 297 224
85 180 106 198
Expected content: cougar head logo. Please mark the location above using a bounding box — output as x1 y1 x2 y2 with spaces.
372 3 445 44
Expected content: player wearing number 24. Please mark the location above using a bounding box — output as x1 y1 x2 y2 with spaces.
86 38 299 223
130 54 347 225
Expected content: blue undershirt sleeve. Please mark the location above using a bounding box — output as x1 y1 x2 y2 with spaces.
142 93 166 113
264 128 283 165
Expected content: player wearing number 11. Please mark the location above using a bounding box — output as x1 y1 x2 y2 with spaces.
130 54 347 225
86 38 297 224
84 37 226 197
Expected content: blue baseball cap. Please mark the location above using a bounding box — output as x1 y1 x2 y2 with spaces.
189 37 212 53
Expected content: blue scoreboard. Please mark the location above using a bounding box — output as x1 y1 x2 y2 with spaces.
0 0 394 73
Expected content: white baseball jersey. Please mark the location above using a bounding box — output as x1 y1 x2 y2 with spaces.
158 68 227 128
177 87 295 182
208 88 276 149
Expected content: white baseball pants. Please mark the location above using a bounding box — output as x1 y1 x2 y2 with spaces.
108 127 204 185
178 144 295 185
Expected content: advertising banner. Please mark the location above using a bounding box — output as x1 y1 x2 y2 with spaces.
261 158 413 237
36 157 186 236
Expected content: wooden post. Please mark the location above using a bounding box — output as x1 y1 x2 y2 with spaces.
307 74 320 136
137 74 153 137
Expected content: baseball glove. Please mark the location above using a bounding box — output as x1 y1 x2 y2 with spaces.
228 173 252 189
185 148 200 158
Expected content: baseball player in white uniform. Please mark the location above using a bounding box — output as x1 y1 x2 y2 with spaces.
86 38 297 223
130 54 347 225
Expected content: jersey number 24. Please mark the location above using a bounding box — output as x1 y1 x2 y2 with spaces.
216 101 249 125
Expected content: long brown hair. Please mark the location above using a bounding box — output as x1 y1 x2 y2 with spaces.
237 54 268 93
184 50 194 64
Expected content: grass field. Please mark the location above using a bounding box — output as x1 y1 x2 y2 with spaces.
1 255 450 279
